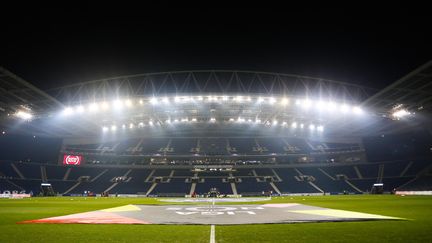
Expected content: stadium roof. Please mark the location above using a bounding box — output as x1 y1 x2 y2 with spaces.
0 61 431 139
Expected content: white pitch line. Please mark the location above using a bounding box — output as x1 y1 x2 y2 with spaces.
209 224 216 243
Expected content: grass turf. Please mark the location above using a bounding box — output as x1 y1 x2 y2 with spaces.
0 195 431 242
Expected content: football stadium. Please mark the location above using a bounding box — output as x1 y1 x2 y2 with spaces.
0 59 431 242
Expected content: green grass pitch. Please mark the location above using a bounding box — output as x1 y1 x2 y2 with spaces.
0 195 431 242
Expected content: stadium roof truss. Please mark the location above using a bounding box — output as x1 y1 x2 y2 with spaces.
0 62 431 138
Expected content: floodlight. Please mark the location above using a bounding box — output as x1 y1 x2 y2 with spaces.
257 97 264 103
138 122 144 127
309 124 316 130
229 118 235 122
100 102 109 110
174 97 181 103
181 118 188 122
62 107 73 116
255 119 261 123
122 124 126 129
125 99 133 107
139 99 144 105
282 121 287 126
76 105 84 113
149 120 154 126
88 103 99 112
301 99 312 109
281 98 289 105
317 125 324 132
210 117 216 122
300 123 304 128
162 97 169 103
236 96 243 102
150 97 158 105
222 96 228 101
102 126 109 132
111 125 117 131
272 120 278 125
291 122 297 128
197 96 203 101
269 97 276 104
340 104 350 113
191 118 197 122
113 100 123 109
15 110 33 120
392 109 410 118
174 119 179 123
327 102 337 111
353 106 363 115
129 123 134 129
246 96 252 102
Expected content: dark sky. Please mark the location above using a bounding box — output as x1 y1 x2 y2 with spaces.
1 7 431 91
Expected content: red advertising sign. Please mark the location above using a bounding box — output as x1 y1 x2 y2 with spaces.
63 155 82 166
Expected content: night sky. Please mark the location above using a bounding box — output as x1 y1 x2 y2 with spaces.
1 7 431 91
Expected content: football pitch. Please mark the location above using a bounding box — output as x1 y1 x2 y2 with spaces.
1 195 431 242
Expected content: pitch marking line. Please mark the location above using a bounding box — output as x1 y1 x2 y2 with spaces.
210 224 215 243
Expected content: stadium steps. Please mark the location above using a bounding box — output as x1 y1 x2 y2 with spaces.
91 169 109 182
354 166 363 179
104 169 133 193
11 163 25 179
252 169 258 177
308 181 324 193
63 181 81 195
146 182 157 196
400 161 414 177
189 182 197 196
41 166 47 182
271 169 282 181
230 182 238 195
145 170 155 182
4 179 25 191
397 164 432 190
318 168 335 180
269 182 281 195
63 168 71 181
377 164 385 183
345 180 363 193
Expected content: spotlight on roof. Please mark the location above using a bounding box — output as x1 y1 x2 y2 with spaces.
88 103 99 112
15 110 33 120
291 122 297 128
129 123 134 129
281 98 289 105
62 107 73 116
102 126 109 132
301 99 312 109
100 102 109 110
150 97 158 105
269 97 276 104
309 124 316 130
125 99 133 107
110 125 117 131
340 104 350 113
272 120 278 125
210 117 216 122
317 125 324 132
392 109 411 119
113 100 123 109
257 97 264 103
76 105 85 113
353 106 363 115
162 97 169 103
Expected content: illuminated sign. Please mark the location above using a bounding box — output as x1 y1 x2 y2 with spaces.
63 155 82 166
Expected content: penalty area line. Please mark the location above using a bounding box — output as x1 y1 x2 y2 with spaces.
210 224 215 243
